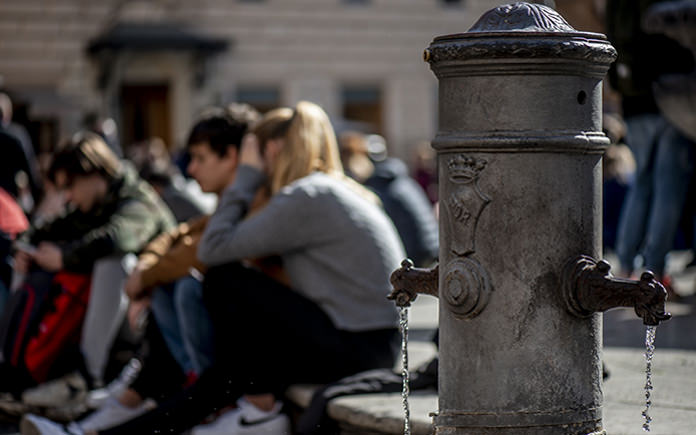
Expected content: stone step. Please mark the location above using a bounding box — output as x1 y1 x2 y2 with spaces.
285 340 438 434
329 391 436 435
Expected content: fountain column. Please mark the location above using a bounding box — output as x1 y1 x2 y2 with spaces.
426 3 614 434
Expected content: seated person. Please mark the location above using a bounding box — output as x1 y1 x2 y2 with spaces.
22 101 405 435
34 105 262 433
3 132 175 397
133 105 263 380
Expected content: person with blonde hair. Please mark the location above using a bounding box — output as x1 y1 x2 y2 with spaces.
22 101 403 435
192 100 404 434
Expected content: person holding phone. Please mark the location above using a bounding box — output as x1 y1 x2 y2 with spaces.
2 132 175 401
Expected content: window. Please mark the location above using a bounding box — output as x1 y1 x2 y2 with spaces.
342 86 382 134
236 86 280 114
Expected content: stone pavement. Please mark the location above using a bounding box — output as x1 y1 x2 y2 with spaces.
325 343 696 434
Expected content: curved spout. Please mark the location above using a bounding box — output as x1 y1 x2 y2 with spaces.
388 259 439 307
562 255 672 326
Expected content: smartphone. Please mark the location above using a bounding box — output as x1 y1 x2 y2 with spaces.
13 240 38 255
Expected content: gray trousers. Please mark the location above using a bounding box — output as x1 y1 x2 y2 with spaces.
80 254 136 383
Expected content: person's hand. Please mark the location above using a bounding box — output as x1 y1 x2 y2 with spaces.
33 242 63 272
125 268 145 300
13 251 32 274
239 133 264 171
127 297 150 332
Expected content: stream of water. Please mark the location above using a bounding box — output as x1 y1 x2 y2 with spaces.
399 306 411 435
641 325 657 432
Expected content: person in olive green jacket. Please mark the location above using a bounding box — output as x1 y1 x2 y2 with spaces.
11 131 176 394
19 133 175 274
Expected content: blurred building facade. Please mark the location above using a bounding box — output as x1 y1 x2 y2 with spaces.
0 0 519 159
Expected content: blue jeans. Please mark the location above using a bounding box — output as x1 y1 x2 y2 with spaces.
150 276 215 375
615 114 695 276
0 279 8 316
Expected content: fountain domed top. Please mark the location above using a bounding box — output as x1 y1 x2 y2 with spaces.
424 2 617 78
468 2 575 33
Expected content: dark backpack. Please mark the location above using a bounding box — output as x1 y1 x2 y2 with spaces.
24 272 91 383
0 270 91 392
0 270 55 370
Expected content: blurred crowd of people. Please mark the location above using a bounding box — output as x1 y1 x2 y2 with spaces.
0 96 439 435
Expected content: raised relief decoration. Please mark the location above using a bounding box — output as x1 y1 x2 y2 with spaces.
443 257 492 320
469 2 574 33
445 155 490 257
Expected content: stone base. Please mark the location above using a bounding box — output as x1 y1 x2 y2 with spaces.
433 409 603 435
435 429 605 435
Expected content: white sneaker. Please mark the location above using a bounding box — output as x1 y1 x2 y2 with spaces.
19 414 80 435
71 396 156 432
21 372 87 408
85 358 142 409
191 398 290 435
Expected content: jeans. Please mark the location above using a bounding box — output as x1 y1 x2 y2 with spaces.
615 114 695 276
81 255 133 384
0 280 8 316
150 276 215 375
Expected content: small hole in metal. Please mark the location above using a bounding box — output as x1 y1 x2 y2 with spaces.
577 91 587 105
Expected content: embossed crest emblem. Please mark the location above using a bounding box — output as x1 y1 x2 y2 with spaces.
445 155 491 257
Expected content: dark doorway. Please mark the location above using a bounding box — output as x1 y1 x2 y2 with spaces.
120 84 172 150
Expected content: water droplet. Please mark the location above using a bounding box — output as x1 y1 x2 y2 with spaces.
642 325 657 432
399 307 411 435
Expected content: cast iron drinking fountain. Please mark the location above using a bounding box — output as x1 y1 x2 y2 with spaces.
388 3 671 435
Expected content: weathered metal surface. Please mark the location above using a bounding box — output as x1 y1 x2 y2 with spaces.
562 256 671 326
389 260 439 307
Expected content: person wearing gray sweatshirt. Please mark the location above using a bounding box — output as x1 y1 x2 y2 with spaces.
198 164 403 332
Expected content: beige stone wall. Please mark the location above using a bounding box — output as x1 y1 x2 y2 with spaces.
0 0 507 159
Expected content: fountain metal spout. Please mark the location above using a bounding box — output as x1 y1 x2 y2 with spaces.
388 259 439 307
562 255 672 326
